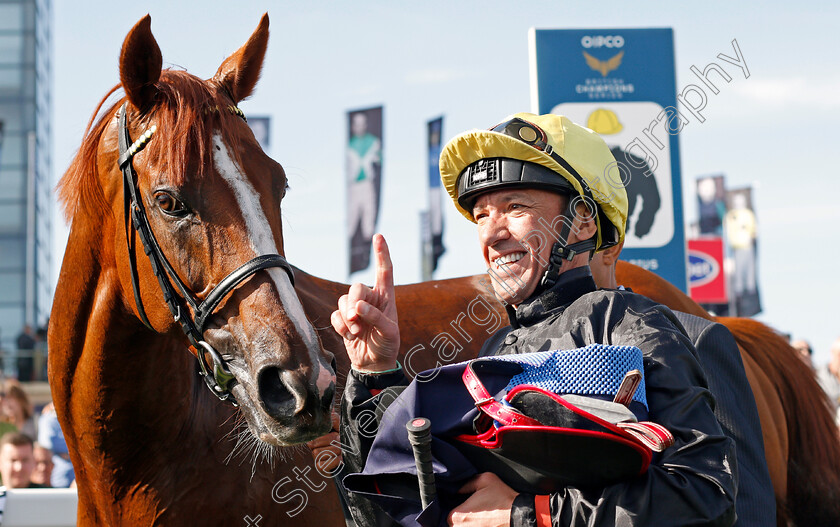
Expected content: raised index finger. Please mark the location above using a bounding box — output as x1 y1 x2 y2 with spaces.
372 233 394 296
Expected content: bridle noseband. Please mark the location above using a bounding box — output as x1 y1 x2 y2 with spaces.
117 102 295 405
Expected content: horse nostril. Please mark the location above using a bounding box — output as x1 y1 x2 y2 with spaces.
258 367 297 420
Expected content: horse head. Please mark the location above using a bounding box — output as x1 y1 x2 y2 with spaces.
59 14 336 446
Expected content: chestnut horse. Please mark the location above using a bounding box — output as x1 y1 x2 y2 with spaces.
48 14 534 526
50 13 838 527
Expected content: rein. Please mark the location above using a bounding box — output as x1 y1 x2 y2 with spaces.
117 102 295 405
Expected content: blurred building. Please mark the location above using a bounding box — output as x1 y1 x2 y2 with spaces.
0 0 53 349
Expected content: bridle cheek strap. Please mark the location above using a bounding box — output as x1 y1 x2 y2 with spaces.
117 102 295 405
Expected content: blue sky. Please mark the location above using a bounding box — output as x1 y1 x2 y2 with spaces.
52 1 840 365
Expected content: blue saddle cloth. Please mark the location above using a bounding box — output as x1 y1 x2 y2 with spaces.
495 344 647 409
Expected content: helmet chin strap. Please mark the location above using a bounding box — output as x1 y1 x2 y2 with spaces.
538 238 597 291
537 202 597 292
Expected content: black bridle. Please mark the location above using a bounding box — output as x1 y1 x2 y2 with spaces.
117 102 295 405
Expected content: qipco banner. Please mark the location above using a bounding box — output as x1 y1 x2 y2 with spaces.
529 28 686 291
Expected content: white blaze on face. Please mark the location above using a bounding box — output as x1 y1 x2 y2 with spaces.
212 134 333 394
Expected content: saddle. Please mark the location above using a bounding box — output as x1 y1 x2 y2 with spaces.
452 352 673 494
343 345 675 526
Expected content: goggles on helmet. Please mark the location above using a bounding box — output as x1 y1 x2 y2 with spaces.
490 118 554 154
457 118 596 216
485 118 596 207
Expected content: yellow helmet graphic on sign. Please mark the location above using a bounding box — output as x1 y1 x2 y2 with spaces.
587 108 623 135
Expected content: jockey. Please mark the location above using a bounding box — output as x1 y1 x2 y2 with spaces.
333 113 736 526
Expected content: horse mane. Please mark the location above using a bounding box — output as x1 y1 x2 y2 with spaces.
718 316 840 525
57 70 247 223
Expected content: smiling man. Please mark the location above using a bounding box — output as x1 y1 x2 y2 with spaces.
0 432 47 489
475 187 590 305
333 113 736 526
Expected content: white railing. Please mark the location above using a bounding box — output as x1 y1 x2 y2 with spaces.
1 488 77 527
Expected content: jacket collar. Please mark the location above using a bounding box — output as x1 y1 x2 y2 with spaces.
507 266 597 328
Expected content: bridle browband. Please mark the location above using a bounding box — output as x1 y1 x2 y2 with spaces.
117 102 295 405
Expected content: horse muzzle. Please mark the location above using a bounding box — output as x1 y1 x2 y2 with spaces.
251 356 336 443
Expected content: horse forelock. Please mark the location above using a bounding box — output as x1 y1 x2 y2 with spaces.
58 69 251 225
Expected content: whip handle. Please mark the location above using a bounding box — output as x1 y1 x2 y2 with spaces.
406 417 436 509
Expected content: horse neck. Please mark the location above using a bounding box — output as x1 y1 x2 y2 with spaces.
50 214 232 468
51 227 340 523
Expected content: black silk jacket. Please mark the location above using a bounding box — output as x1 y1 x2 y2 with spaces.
340 267 737 526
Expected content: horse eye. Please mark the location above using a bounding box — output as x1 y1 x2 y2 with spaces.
154 192 186 216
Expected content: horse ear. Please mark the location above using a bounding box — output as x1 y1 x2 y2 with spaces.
213 13 269 103
119 15 162 113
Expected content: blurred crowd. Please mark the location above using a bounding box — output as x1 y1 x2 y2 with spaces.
3 322 50 383
0 378 74 490
791 337 840 428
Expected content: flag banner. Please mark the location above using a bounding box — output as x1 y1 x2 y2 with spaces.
428 117 445 272
530 28 687 291
687 238 728 304
347 106 383 274
696 175 727 235
420 210 431 280
724 187 761 316
247 116 271 150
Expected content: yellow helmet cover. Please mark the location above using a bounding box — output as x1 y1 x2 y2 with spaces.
439 112 628 251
